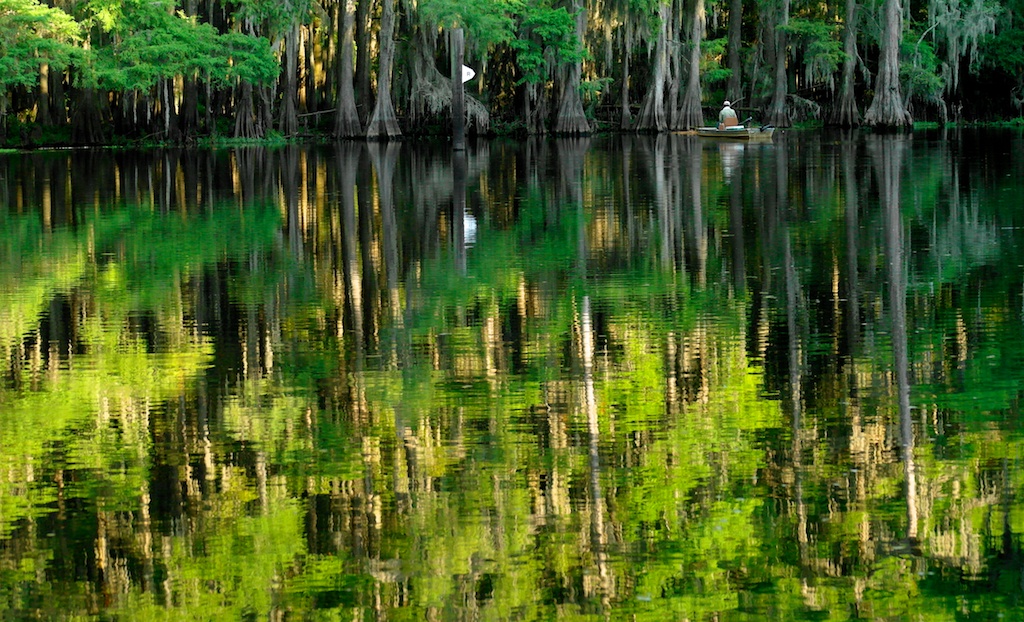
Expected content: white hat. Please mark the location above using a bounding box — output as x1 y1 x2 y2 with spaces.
724 100 731 106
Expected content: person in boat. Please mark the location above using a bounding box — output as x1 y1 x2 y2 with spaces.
718 101 738 130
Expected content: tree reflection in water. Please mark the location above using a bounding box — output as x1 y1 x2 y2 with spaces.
1 131 1024 619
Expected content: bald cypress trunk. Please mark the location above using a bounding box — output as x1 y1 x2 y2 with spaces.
280 19 301 137
829 0 861 126
179 0 201 140
37 65 53 127
677 0 706 130
233 16 267 139
179 76 199 140
234 80 260 139
0 93 8 143
334 0 362 137
524 83 547 134
303 25 316 115
667 7 683 128
51 69 67 128
365 0 402 139
70 87 106 145
726 0 743 102
553 0 591 135
766 0 791 126
864 0 911 127
634 4 669 132
355 0 373 117
620 21 633 130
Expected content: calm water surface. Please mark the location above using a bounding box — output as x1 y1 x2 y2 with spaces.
2 130 1024 620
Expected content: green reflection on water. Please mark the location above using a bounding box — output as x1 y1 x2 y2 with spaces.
2 134 1024 620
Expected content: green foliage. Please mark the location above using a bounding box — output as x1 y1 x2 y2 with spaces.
901 34 947 111
782 17 845 86
78 0 278 91
581 76 612 110
0 0 81 89
488 116 528 135
417 0 516 50
219 32 280 86
3 117 72 145
233 0 316 34
700 37 732 87
508 1 584 85
980 27 1024 76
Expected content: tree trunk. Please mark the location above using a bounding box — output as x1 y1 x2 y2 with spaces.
37 64 52 127
829 0 861 126
234 80 262 139
668 7 683 129
234 16 267 139
161 78 179 140
634 4 669 132
51 68 67 127
334 0 363 137
280 20 301 136
259 84 275 135
864 0 911 127
523 82 547 134
179 0 200 140
180 76 199 140
677 0 706 130
303 25 317 115
355 0 374 117
365 0 402 139
553 0 591 135
127 96 146 140
766 0 791 126
726 0 743 101
620 21 632 130
0 92 8 142
70 87 106 145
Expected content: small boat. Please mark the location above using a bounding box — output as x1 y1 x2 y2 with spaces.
696 124 775 140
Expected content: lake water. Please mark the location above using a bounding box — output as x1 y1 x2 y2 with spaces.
2 130 1024 620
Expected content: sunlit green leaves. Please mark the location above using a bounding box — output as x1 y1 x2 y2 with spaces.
508 1 585 85
0 0 81 88
78 0 278 90
220 32 280 86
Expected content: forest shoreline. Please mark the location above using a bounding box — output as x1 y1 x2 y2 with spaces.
5 117 1024 152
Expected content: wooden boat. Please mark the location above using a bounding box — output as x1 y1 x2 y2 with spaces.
696 124 775 140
